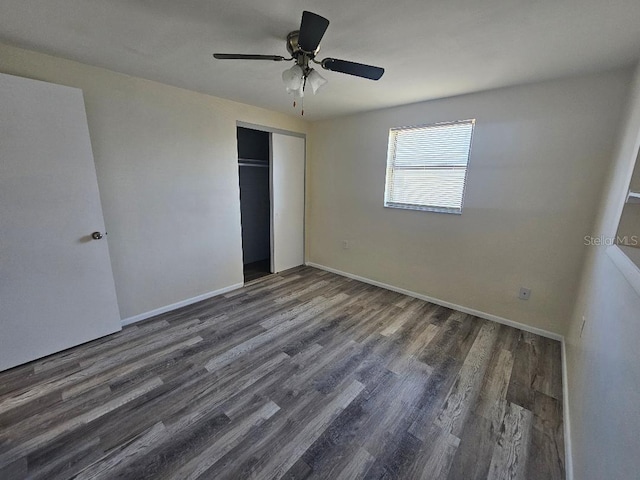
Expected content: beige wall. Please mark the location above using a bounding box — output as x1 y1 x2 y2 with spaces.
566 64 640 480
0 43 309 320
307 70 631 335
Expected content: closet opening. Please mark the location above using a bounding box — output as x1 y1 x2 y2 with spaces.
237 126 272 282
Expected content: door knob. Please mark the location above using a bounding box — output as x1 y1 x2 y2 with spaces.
91 232 104 240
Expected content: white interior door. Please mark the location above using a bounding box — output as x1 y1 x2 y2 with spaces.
271 133 305 273
0 73 121 372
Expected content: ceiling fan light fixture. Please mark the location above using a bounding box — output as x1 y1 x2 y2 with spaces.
293 82 305 98
307 69 327 95
282 64 304 92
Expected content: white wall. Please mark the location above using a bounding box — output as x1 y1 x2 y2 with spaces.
565 64 640 480
307 70 631 334
0 43 308 320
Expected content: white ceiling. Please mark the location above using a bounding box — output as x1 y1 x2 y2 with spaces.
1 0 640 120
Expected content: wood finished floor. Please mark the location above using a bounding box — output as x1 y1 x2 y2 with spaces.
0 267 564 479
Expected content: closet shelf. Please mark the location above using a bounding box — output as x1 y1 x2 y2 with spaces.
238 157 269 168
627 190 640 204
238 157 268 163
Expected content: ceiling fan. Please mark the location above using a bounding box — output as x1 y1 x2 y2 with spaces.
214 11 384 113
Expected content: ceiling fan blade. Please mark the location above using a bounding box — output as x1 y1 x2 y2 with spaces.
298 11 330 52
321 58 384 80
213 53 287 61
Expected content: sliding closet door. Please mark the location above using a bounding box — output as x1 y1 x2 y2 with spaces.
0 73 121 371
271 133 305 273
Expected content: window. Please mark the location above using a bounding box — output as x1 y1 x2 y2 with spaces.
384 119 475 214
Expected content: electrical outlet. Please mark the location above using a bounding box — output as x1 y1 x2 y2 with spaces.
580 316 587 338
342 240 350 249
518 287 531 300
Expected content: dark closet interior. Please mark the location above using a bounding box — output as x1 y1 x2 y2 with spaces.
237 127 271 282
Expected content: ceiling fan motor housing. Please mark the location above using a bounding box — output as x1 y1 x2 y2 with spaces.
287 31 317 72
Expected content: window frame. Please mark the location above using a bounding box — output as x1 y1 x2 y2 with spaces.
383 119 475 215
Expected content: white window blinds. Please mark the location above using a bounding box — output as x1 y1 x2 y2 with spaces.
384 119 475 214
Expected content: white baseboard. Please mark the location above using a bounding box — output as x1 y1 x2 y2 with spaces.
305 262 563 341
561 339 574 480
120 283 244 327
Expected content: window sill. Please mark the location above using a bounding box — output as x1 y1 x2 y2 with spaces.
384 203 462 215
606 245 640 296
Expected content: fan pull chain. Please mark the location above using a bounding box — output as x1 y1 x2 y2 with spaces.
301 76 307 115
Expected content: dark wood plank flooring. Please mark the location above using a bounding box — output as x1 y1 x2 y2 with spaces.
0 266 564 479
